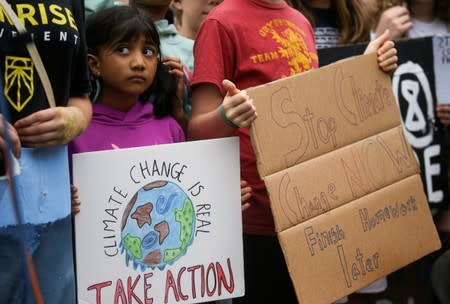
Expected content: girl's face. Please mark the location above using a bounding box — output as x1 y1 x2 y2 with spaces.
90 34 158 104
178 0 222 34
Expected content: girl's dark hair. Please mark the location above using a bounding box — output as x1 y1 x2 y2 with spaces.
288 0 370 45
86 5 176 117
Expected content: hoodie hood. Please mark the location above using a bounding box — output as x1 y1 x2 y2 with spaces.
91 102 155 126
69 102 184 156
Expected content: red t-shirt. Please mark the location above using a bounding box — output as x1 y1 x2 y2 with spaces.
191 0 318 236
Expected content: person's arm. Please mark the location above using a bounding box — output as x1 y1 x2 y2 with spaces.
13 94 92 147
374 5 413 39
364 30 398 73
187 80 256 141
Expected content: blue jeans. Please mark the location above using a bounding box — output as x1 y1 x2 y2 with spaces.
0 216 76 304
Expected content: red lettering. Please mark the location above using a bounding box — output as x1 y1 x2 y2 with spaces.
206 263 217 297
200 264 205 297
88 281 112 304
216 258 235 296
144 273 154 304
164 270 180 303
187 265 201 299
127 275 143 304
114 278 127 304
177 267 188 301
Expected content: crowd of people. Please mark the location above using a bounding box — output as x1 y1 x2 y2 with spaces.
0 0 449 303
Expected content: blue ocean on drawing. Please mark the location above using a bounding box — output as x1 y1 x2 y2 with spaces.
120 180 196 270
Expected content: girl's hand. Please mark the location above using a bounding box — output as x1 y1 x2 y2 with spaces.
436 104 450 127
162 56 185 101
375 5 412 40
162 56 187 131
220 80 257 129
241 180 252 212
365 30 398 73
71 185 81 216
0 115 21 160
14 106 86 147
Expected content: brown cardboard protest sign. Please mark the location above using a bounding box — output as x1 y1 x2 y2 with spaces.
248 54 441 304
266 126 420 232
249 54 400 177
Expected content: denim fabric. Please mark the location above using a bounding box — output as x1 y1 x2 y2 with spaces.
0 216 75 304
0 234 26 304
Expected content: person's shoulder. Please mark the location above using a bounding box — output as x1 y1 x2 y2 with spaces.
286 5 311 22
206 0 240 20
284 6 314 29
200 0 247 31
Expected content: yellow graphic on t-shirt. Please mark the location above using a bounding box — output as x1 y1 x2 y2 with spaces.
272 28 316 75
4 56 34 112
251 18 318 76
0 3 78 30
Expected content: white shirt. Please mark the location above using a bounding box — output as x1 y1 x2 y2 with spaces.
409 18 449 38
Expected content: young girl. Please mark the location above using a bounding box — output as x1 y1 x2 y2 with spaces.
69 5 185 157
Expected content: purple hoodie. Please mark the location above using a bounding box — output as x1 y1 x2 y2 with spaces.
69 102 184 155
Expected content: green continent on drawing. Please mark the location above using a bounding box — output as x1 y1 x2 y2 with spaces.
123 234 143 259
163 198 195 263
120 181 196 270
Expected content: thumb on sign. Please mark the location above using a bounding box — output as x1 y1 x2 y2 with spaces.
219 80 257 129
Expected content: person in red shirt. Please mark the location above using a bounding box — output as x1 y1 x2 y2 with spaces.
188 0 398 302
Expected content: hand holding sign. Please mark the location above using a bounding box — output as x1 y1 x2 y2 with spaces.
365 30 398 73
219 80 257 129
436 104 450 127
240 180 252 212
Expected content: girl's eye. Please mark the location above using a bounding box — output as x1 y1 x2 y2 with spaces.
143 48 155 57
117 47 129 54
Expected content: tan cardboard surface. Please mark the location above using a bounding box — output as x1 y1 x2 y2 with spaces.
248 54 441 304
278 175 441 304
248 54 400 177
266 126 420 232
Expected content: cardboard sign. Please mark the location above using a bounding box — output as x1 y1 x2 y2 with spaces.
73 138 244 304
319 37 449 208
248 54 441 304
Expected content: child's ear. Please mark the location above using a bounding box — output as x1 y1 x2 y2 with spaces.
172 0 182 10
87 54 101 78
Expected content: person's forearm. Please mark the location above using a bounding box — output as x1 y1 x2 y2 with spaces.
187 108 237 141
66 94 92 138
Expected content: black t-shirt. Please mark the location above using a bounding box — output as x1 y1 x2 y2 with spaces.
312 8 342 49
0 0 90 123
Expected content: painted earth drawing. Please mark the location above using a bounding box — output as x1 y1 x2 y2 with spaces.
120 180 196 270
